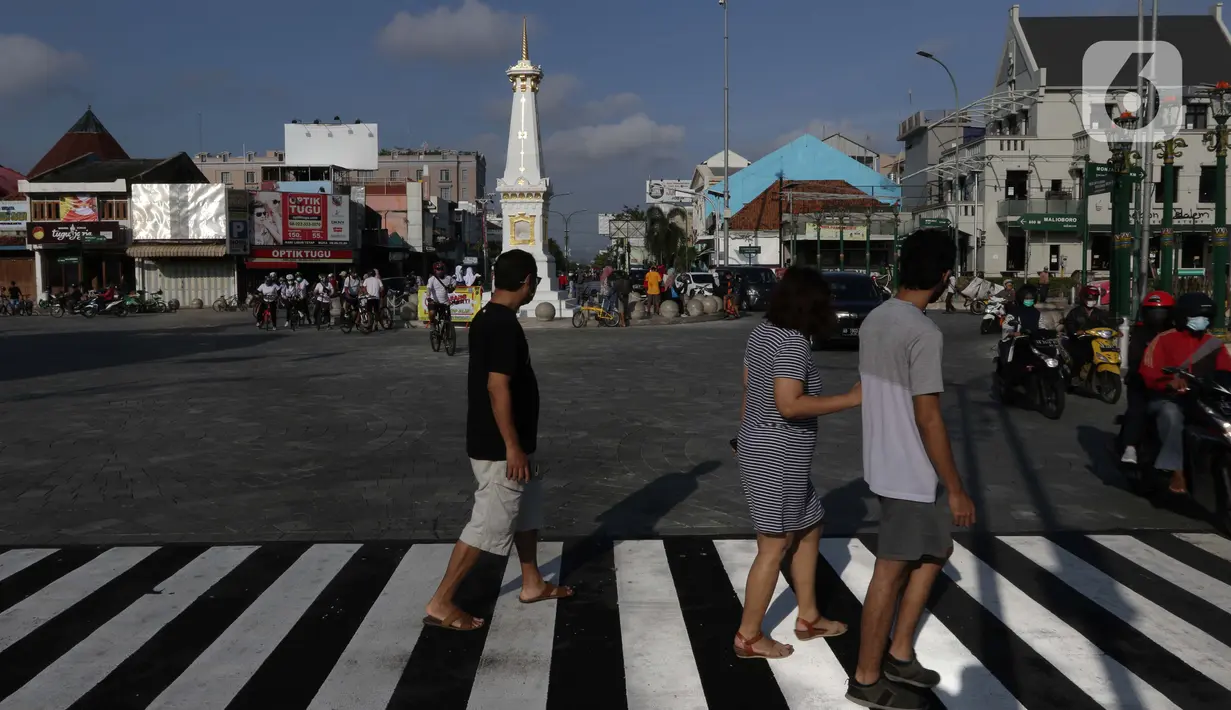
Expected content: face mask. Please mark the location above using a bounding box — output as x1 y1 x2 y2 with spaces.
1023 299 1035 308
1187 316 1210 332
1085 300 1097 308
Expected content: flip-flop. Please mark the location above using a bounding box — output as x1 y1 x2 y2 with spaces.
422 609 484 632
734 631 793 660
519 583 575 604
794 616 848 641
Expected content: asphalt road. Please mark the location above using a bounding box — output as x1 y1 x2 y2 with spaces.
0 308 1219 545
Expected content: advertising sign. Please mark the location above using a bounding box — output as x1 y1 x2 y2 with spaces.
251 191 283 245
284 193 327 242
920 217 951 228
1019 213 1080 231
805 223 869 241
1086 163 1114 195
327 195 351 243
26 221 121 245
0 201 29 228
60 195 99 222
646 179 693 207
130 184 227 241
249 247 353 262
417 285 482 323
228 220 250 255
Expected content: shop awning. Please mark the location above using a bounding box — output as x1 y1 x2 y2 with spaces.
126 243 228 258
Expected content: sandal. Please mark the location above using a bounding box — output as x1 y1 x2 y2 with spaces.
733 631 793 660
422 609 484 632
519 582 575 604
795 616 848 641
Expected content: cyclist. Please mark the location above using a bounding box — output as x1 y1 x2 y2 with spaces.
281 275 299 327
256 272 280 329
360 269 384 320
426 261 452 328
313 274 334 327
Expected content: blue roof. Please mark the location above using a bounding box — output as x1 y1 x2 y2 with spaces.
704 134 900 218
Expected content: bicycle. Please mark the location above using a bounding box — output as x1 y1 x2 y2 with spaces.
572 302 620 328
259 297 278 331
314 297 332 330
428 305 457 355
287 297 304 331
358 297 379 335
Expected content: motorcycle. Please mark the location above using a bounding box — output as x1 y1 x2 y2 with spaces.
102 296 128 317
1063 327 1123 404
993 327 1067 419
1119 367 1231 534
979 295 1009 335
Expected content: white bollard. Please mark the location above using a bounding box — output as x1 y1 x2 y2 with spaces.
1119 316 1131 381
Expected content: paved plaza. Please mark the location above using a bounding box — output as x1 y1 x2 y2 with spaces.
0 309 1217 546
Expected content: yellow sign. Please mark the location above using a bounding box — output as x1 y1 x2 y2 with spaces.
804 223 868 241
417 286 483 322
508 214 537 246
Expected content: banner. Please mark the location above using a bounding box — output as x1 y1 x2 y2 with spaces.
27 221 121 245
284 193 327 242
0 201 28 228
327 195 350 243
60 195 98 223
249 247 353 262
250 191 284 245
417 286 482 322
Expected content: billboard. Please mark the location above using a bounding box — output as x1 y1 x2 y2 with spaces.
0 200 28 228
646 179 693 207
227 189 250 255
250 191 350 245
283 122 379 171
27 222 122 245
60 195 98 222
284 193 327 242
328 195 350 243
251 191 284 245
130 184 227 241
598 213 615 236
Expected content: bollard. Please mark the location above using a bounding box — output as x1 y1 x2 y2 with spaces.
1119 316 1131 381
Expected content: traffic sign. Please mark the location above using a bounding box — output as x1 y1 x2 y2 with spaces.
920 217 951 228
738 246 761 255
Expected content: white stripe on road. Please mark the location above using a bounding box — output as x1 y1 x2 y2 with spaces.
1174 532 1231 564
467 542 563 710
1091 534 1231 617
947 541 1178 710
1002 536 1231 692
148 544 360 710
615 540 707 710
820 539 1025 710
713 539 851 708
0 546 256 710
308 544 453 710
0 549 57 584
0 547 156 654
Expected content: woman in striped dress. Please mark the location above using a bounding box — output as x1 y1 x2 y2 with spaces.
734 267 862 660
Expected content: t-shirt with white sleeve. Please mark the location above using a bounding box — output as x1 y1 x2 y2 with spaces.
858 297 946 502
257 283 279 299
361 276 383 299
426 276 449 304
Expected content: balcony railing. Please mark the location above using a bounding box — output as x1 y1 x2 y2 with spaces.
997 198 1080 218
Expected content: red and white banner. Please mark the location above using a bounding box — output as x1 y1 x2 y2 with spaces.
250 247 353 261
284 193 327 242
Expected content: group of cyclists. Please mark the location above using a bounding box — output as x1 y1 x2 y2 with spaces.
253 269 386 330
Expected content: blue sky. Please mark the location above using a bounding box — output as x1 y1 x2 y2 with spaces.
0 0 1216 256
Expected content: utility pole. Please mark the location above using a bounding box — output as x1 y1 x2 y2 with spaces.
1205 82 1231 330
720 0 730 267
917 50 962 274
1137 0 1159 304
1111 112 1141 320
551 209 587 275
1157 97 1186 292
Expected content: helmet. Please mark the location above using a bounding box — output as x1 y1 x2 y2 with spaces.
295 272 302 278
1176 291 1215 321
1142 290 1175 309
319 274 326 281
1140 290 1175 329
1080 285 1101 302
339 270 347 277
268 272 277 279
432 261 445 272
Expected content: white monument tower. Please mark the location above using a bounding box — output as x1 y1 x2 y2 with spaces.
496 19 572 318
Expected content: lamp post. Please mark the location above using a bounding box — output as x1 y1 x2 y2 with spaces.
892 201 901 290
550 209 587 271
918 49 962 275
1110 111 1142 319
1204 80 1231 330
1155 96 1187 293
837 213 847 270
864 207 874 275
719 0 730 267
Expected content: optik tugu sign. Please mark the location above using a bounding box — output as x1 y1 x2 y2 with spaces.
26 222 122 245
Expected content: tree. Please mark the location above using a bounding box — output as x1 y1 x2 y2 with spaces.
613 204 646 221
547 238 568 275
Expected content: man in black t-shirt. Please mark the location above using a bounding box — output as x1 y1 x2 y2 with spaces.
423 249 573 632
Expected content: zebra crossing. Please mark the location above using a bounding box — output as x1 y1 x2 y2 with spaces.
0 532 1229 709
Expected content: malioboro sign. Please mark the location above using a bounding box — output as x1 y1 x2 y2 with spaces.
1018 213 1080 231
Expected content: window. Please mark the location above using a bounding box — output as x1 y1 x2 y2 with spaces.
441 186 452 201
220 171 232 185
461 168 469 183
1186 102 1209 130
245 171 256 184
461 186 469 200
1050 179 1063 193
415 169 423 181
1200 165 1217 203
440 169 451 182
31 200 60 220
855 155 874 166
390 169 401 180
102 199 128 220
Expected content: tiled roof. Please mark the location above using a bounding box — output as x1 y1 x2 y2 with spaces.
1019 15 1231 88
29 157 168 184
729 180 886 231
0 165 24 198
29 108 130 178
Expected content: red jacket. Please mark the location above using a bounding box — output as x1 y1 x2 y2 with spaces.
1139 328 1231 392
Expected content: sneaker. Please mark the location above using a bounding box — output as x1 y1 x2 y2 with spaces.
883 655 940 689
1121 446 1138 465
846 677 928 709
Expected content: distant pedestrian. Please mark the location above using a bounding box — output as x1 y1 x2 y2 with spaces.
424 249 573 632
614 270 632 326
645 267 662 315
733 266 858 660
1037 270 1050 303
848 229 975 710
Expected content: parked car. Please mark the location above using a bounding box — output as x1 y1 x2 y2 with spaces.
681 272 717 298
814 270 888 349
629 267 649 295
717 266 778 311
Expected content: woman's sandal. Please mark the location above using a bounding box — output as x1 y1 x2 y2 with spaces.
733 631 794 660
794 616 848 641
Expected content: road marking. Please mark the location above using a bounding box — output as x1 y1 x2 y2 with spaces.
0 547 156 654
147 544 360 710
0 549 57 584
0 546 255 710
615 540 707 710
1091 534 1231 617
1174 532 1231 564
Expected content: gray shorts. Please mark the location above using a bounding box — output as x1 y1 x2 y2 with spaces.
876 494 953 562
458 458 545 556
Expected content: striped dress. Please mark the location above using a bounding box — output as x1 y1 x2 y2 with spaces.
737 321 824 534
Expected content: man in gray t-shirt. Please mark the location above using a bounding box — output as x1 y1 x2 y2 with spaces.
846 230 977 710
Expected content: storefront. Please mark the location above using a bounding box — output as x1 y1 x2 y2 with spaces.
28 221 132 293
0 201 34 295
128 243 235 305
244 246 355 293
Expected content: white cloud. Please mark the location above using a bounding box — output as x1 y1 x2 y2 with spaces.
0 35 83 97
544 113 685 166
581 92 642 122
377 0 523 60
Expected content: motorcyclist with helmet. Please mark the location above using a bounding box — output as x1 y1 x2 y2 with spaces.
1138 292 1231 494
1063 284 1111 379
1121 291 1175 465
996 284 1042 384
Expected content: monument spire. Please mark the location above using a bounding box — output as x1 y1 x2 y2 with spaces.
521 17 529 61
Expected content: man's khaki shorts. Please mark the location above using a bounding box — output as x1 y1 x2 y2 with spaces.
458 458 545 556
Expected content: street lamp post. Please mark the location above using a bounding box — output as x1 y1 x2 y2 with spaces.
918 49 962 275
1155 97 1187 293
838 214 847 270
1111 111 1142 320
719 0 730 268
892 202 901 290
1204 80 1231 330
550 209 587 273
864 208 873 275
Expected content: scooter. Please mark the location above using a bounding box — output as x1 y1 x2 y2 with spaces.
993 327 1068 419
1063 327 1123 403
979 295 1008 334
